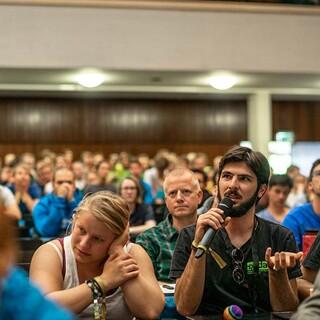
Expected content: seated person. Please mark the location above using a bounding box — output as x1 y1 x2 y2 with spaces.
287 173 307 209
192 169 211 207
72 161 86 191
136 168 202 319
292 269 320 319
136 168 202 281
297 231 320 300
30 191 164 319
283 159 320 250
119 177 156 237
0 203 74 320
84 160 117 195
197 171 218 215
34 160 54 196
0 165 14 185
8 164 40 230
171 146 302 316
0 184 21 220
257 174 293 224
129 159 154 204
32 168 83 237
144 156 170 203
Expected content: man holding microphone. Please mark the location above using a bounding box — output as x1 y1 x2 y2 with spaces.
170 146 302 316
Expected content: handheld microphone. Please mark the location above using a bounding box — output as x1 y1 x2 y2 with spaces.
195 197 234 259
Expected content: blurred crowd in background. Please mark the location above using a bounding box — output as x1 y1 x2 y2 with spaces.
0 148 311 240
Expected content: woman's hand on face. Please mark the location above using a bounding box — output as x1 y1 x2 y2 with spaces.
108 224 129 255
100 251 139 291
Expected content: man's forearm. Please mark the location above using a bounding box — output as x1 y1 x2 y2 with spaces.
174 251 206 316
269 270 299 311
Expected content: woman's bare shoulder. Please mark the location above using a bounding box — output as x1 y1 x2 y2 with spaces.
31 239 63 270
29 239 65 293
128 243 151 261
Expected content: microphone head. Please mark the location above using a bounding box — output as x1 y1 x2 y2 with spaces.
220 197 234 208
223 305 243 320
218 197 234 216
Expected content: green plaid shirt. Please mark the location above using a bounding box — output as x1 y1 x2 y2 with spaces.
135 215 178 282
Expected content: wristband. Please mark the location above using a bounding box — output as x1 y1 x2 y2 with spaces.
85 279 104 299
191 240 199 251
94 276 106 296
85 279 106 320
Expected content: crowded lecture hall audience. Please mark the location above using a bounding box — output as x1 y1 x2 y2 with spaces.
3 147 320 318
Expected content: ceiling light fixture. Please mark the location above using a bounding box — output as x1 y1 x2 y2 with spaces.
208 73 237 90
76 71 105 88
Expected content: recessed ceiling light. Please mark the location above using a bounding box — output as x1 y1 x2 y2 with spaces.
76 71 105 88
208 73 237 90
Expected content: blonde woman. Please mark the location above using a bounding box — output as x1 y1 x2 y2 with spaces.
30 191 164 319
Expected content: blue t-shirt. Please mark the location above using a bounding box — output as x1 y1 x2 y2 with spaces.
256 208 281 224
0 267 74 320
282 202 320 250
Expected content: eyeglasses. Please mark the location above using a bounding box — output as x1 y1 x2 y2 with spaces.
231 248 245 285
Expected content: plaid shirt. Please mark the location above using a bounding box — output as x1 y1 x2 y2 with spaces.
135 215 178 282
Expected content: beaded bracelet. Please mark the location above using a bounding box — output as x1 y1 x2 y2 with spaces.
85 279 106 320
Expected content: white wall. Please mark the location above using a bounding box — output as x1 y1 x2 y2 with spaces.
0 4 320 72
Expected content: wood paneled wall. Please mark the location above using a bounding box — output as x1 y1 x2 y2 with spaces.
273 100 320 141
0 97 247 161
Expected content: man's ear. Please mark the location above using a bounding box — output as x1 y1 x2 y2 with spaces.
197 189 203 204
258 184 268 199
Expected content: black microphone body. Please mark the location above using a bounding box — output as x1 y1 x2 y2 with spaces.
195 197 234 259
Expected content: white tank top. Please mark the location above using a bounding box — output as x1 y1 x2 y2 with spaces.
49 235 134 320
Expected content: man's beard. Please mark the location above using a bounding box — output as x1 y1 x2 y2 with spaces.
218 189 259 218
